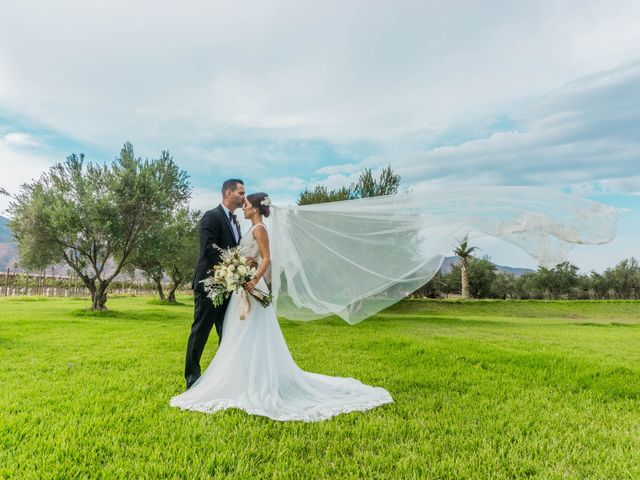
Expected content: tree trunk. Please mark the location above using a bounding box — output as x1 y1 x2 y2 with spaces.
154 277 165 301
91 282 109 310
167 285 177 303
461 258 470 299
167 273 183 303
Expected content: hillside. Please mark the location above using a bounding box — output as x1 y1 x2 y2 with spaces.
0 216 18 270
440 256 534 276
0 216 12 242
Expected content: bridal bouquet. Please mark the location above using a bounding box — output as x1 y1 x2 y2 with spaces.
201 245 272 317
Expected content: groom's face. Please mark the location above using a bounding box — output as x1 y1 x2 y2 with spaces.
226 184 246 210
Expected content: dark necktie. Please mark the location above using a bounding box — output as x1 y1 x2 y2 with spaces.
229 212 239 240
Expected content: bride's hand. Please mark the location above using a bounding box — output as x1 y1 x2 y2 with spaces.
246 256 258 268
244 278 258 292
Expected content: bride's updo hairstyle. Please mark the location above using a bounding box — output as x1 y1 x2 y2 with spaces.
247 192 271 218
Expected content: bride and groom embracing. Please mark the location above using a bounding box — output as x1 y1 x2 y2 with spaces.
170 179 394 422
169 178 620 421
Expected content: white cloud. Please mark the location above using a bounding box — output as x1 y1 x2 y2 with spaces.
189 187 221 214
0 134 56 214
316 163 362 176
255 176 306 192
319 173 361 191
1 0 640 150
1 1 639 202
3 132 40 147
357 60 640 192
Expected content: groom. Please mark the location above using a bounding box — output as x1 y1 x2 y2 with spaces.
184 178 246 389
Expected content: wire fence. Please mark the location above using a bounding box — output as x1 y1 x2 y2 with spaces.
0 269 192 298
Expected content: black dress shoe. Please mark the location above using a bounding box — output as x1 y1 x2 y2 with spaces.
185 378 199 390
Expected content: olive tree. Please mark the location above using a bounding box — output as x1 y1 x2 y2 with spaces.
7 143 190 310
131 207 199 303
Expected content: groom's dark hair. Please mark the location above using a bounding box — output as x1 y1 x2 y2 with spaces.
221 178 244 195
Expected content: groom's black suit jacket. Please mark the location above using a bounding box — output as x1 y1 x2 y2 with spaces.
192 204 240 293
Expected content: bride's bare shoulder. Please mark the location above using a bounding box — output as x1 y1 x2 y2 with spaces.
252 223 268 240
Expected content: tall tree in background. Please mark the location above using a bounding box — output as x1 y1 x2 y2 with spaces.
130 228 166 300
354 166 401 198
466 256 497 298
131 207 200 303
453 237 478 299
297 185 354 205
533 261 580 299
604 257 640 299
164 208 200 302
297 166 400 205
7 143 190 310
447 256 497 298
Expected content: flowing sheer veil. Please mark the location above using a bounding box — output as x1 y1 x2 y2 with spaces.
267 186 621 324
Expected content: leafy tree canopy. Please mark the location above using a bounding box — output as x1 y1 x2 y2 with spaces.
8 142 190 309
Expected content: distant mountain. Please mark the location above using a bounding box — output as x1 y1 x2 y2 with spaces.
440 256 534 277
0 217 141 278
0 216 12 242
493 264 536 276
0 216 19 270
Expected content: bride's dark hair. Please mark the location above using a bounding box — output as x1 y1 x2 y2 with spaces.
247 192 271 218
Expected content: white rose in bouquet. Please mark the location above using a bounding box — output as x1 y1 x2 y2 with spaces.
201 245 272 310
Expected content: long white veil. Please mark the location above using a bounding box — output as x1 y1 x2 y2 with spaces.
267 186 621 324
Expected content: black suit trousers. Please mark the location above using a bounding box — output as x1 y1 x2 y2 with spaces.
184 289 230 388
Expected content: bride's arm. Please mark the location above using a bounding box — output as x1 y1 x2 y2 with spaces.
244 225 270 291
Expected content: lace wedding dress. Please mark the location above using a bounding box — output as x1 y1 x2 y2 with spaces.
170 224 393 421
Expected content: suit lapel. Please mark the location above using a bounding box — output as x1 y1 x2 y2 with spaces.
217 204 237 243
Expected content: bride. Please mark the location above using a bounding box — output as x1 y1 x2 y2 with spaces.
170 192 394 422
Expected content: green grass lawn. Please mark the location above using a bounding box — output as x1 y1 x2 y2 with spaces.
1 296 639 479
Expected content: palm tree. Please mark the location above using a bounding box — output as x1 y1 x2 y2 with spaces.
454 237 478 299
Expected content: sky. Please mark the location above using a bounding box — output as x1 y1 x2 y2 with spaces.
0 0 639 272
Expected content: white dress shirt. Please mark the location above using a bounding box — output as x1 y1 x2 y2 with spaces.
220 203 240 243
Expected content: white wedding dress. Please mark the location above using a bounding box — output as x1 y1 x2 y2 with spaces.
170 224 393 421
